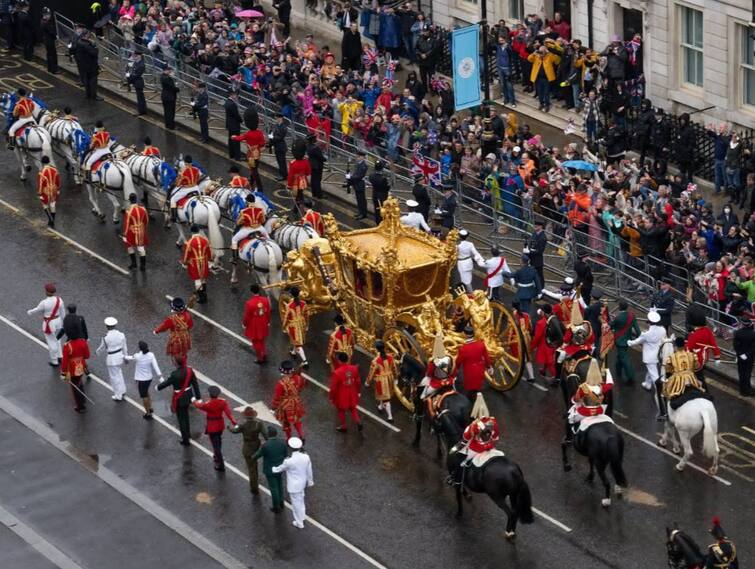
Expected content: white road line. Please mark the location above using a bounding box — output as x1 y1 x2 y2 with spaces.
615 425 731 486
0 313 389 569
167 296 400 433
0 503 86 569
0 197 21 213
531 507 572 532
47 229 130 275
742 426 755 436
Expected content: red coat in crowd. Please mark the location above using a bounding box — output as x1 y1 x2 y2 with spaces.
685 326 721 368
530 317 557 377
329 363 361 410
194 397 237 433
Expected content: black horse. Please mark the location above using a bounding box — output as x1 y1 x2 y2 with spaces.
560 356 626 507
666 527 705 569
446 448 535 538
399 353 472 456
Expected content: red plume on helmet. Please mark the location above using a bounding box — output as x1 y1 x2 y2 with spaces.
709 516 725 539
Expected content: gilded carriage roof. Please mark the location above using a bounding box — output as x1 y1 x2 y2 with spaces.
323 197 458 270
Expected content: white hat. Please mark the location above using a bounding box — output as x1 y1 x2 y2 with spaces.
647 311 661 323
485 152 496 161
406 199 419 207
513 146 521 153
564 276 574 286
104 317 118 327
288 437 303 449
459 229 469 237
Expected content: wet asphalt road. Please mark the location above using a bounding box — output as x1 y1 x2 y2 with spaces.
0 53 753 569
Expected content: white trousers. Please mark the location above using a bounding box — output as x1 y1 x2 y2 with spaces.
231 226 268 249
289 491 306 526
127 245 146 256
84 148 111 171
44 332 62 363
107 364 126 398
457 259 474 288
9 117 34 137
643 362 659 387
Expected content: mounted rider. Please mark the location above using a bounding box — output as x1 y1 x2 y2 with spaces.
542 276 584 326
685 305 721 387
420 332 456 401
83 121 112 173
567 358 614 439
661 336 710 414
169 155 203 221
228 165 250 188
461 415 500 466
7 88 36 149
141 136 160 157
706 517 738 569
301 208 325 236
230 194 268 261
558 298 595 367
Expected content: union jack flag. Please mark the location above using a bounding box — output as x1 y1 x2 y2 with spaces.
411 144 441 188
362 47 378 68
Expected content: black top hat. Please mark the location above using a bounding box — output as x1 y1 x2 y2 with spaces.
279 360 294 373
171 297 186 311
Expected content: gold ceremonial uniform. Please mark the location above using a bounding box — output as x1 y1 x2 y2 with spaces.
663 350 703 399
365 354 397 402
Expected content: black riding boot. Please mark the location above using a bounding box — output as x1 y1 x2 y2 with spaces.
139 255 146 271
654 379 667 421
128 253 137 269
44 209 54 227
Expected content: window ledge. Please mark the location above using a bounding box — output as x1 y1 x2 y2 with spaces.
667 87 705 110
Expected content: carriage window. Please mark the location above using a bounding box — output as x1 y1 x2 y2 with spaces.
354 266 368 298
370 272 384 301
341 258 354 288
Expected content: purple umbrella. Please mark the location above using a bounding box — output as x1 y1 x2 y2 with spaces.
235 9 264 18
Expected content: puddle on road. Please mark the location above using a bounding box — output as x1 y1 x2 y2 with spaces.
195 491 214 504
624 487 665 507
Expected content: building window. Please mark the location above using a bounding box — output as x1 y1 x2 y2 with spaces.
741 26 755 106
680 6 703 87
508 0 524 20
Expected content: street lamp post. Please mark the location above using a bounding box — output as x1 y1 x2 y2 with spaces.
480 0 490 114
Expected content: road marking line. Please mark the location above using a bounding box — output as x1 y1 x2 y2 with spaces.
615 425 731 486
0 503 85 569
717 464 754 483
166 296 400 433
0 197 20 213
47 229 130 275
0 312 389 569
742 426 755 436
190 368 279 426
706 377 755 407
531 507 572 532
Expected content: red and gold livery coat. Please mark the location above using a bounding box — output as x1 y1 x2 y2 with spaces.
366 354 396 402
90 130 111 149
142 145 161 157
37 165 60 205
272 373 307 424
231 129 266 167
237 205 266 228
283 300 308 346
326 327 355 366
176 165 202 188
229 174 250 188
61 338 90 379
301 209 325 235
154 311 193 358
286 159 311 191
13 97 34 118
685 326 721 368
123 204 149 247
182 234 211 280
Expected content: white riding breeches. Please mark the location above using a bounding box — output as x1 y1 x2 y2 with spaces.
84 148 111 171
231 226 268 249
8 117 34 137
169 186 199 208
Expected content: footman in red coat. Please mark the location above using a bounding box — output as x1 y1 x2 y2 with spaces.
454 326 492 401
329 352 363 432
242 284 271 364
194 385 237 471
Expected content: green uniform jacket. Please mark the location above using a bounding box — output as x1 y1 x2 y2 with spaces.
230 418 266 457
156 366 201 408
610 310 640 347
252 438 288 476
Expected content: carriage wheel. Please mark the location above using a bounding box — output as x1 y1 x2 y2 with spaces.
383 326 426 412
488 301 525 391
278 290 293 333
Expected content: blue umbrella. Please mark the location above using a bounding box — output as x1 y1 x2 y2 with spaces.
561 160 598 172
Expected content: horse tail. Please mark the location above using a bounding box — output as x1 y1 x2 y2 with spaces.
41 134 54 166
701 403 719 459
205 202 225 259
514 480 534 524
607 432 627 487
120 164 137 201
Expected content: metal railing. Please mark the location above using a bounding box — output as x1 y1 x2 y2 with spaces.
53 13 736 356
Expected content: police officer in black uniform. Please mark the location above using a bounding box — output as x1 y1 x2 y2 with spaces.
41 8 58 73
733 317 755 396
368 160 390 224
15 0 33 61
78 30 101 101
127 50 147 116
269 113 288 181
160 65 179 130
191 81 210 143
439 180 457 230
224 90 243 160
347 149 368 220
306 133 326 199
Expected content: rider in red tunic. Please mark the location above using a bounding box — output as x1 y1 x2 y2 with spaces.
228 165 250 188
123 193 149 270
461 416 500 463
153 297 194 359
7 88 35 147
301 208 325 236
169 155 203 216
326 314 355 369
231 194 267 259
37 156 60 227
61 338 91 413
141 136 160 156
242 283 271 364
454 326 492 399
328 352 363 432
271 360 306 439
181 225 211 304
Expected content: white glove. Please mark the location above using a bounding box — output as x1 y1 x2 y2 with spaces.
345 172 351 179
522 247 530 254
268 132 274 139
714 359 721 365
739 354 748 361
191 396 197 402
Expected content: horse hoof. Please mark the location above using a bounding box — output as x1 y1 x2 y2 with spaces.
601 498 611 507
24 165 31 172
675 463 686 472
708 466 718 476
614 485 624 496
505 531 516 541
657 439 667 448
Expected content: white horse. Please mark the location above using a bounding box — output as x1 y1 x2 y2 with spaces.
658 398 720 475
174 195 225 266
265 216 319 251
232 236 283 295
208 184 274 222
87 158 138 223
13 124 54 181
38 113 84 183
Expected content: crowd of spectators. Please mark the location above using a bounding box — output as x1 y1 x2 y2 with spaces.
93 0 755 336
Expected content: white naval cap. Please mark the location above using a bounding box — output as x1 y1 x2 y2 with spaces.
459 229 469 237
104 317 118 327
406 199 419 207
288 436 303 449
647 311 661 323
563 276 574 286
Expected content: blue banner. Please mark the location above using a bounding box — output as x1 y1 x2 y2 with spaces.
452 24 482 111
